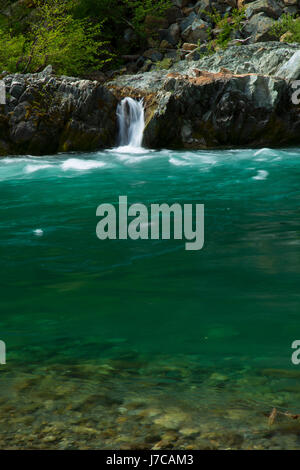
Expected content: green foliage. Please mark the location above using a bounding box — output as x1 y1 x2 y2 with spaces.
0 0 112 75
124 0 172 34
204 7 246 49
271 13 300 42
0 0 31 34
0 0 178 75
72 0 125 36
71 0 172 66
0 28 26 73
155 57 173 70
73 0 172 38
27 0 111 75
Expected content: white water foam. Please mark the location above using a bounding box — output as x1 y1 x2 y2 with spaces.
33 229 44 236
25 164 53 174
252 170 269 180
61 158 107 171
254 148 275 157
169 157 190 166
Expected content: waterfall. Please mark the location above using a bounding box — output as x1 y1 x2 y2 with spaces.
116 97 145 149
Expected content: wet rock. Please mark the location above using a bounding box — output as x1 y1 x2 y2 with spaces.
10 120 37 144
136 56 145 69
179 427 200 437
165 50 178 60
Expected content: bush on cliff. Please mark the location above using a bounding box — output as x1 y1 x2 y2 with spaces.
203 7 246 50
271 14 300 42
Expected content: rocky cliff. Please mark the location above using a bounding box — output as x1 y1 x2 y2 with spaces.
0 70 117 156
110 42 300 149
1 42 300 155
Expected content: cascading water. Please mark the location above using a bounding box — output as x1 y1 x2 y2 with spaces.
116 97 145 149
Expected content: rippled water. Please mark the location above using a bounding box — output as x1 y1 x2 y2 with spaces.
1 147 300 449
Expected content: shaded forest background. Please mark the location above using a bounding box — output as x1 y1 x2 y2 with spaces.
0 0 172 75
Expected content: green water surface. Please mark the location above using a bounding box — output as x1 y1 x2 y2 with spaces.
1 147 300 367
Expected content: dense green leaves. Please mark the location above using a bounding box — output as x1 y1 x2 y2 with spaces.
0 29 26 73
123 0 172 34
271 14 300 42
0 0 111 75
0 0 172 76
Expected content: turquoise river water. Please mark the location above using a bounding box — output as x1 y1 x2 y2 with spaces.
1 146 300 449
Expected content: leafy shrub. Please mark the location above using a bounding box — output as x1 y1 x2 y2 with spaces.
204 7 246 49
0 28 26 73
0 0 112 75
124 0 172 35
73 0 172 38
155 57 173 70
271 14 300 42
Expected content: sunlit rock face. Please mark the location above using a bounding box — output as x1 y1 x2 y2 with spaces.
110 42 300 149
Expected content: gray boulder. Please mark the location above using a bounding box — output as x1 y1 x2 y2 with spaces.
38 65 53 77
167 23 181 46
182 19 210 43
180 12 197 32
244 13 276 42
276 50 300 79
245 0 283 19
0 74 117 156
